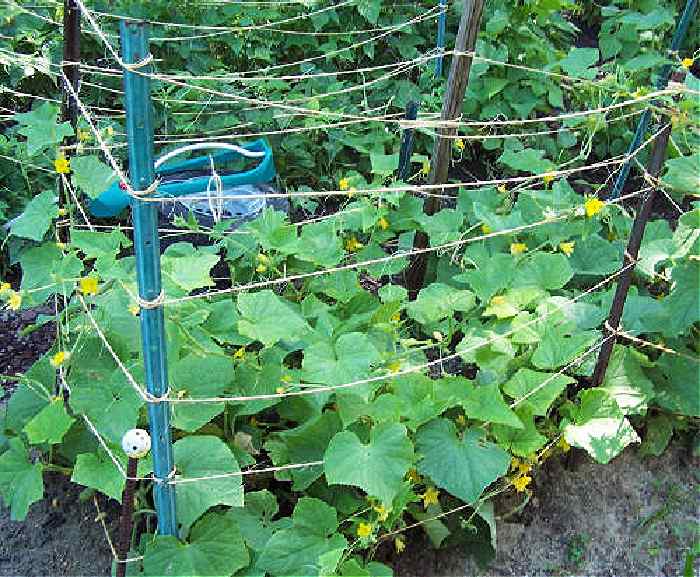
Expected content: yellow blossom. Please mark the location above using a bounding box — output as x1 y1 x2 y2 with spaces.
406 468 421 483
77 128 91 142
50 351 69 368
454 138 465 151
510 242 528 256
481 223 492 234
681 57 694 69
233 347 246 360
432 331 443 342
8 291 21 311
491 295 506 306
377 217 390 230
517 461 532 475
497 184 507 193
275 386 286 395
387 360 402 373
422 486 439 508
54 156 71 174
374 504 389 521
543 173 555 185
281 374 293 383
56 242 66 251
421 159 431 175
339 177 350 191
357 522 373 538
57 208 68 217
584 197 605 218
394 537 406 553
79 277 98 296
559 241 575 256
391 312 401 322
510 457 522 471
558 437 571 453
0 282 10 293
513 475 532 492
255 263 267 273
456 414 467 427
128 304 140 316
105 126 114 137
345 236 363 252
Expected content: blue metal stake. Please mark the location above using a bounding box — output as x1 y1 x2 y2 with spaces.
120 21 178 537
398 100 419 180
435 0 448 76
610 0 697 198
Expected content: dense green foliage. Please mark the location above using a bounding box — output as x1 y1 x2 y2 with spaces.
0 0 698 575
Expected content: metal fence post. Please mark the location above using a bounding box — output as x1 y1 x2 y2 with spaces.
120 20 178 536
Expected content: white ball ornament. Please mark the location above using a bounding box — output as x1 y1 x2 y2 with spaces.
121 428 151 459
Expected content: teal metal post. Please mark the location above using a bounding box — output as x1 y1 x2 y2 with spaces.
610 0 697 198
120 21 178 536
435 0 448 76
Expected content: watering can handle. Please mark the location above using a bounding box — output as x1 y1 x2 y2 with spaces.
154 142 266 169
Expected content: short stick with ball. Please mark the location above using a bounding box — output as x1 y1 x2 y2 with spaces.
116 429 151 577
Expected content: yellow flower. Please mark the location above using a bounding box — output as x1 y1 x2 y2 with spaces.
543 173 555 185
421 159 431 175
339 177 350 191
105 126 114 137
57 208 68 217
345 236 363 252
558 437 571 453
407 468 421 483
559 241 575 256
281 374 293 383
356 522 373 538
394 537 406 553
56 242 66 251
233 347 246 360
256 253 269 264
377 217 390 230
255 263 267 273
454 138 465 151
79 277 98 296
456 414 466 426
387 360 402 373
481 223 492 234
128 304 140 316
432 331 443 342
491 295 506 306
681 57 694 69
0 282 10 293
373 504 389 521
497 184 507 194
510 457 522 471
54 156 71 174
584 197 605 218
390 312 401 322
275 386 286 395
517 461 532 475
512 475 532 492
422 486 439 508
8 291 22 311
50 351 70 368
510 242 528 255
77 128 91 142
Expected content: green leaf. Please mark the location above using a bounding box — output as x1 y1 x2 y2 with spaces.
654 352 700 417
325 423 413 505
245 208 298 254
257 497 348 577
461 383 523 428
10 190 58 241
23 398 74 445
492 406 547 457
238 289 311 347
416 419 509 503
14 102 73 156
662 154 700 197
417 208 464 246
233 490 282 552
302 332 380 388
161 243 219 293
357 0 380 23
174 436 243 536
662 261 700 337
531 329 598 370
71 452 124 501
502 368 574 415
370 152 399 176
70 155 118 199
559 47 599 79
143 511 249 577
601 345 654 415
498 148 555 174
406 283 475 325
639 414 674 458
296 221 344 267
563 389 639 464
0 438 43 520
514 252 573 290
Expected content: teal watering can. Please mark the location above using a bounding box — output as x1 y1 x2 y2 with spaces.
89 139 275 218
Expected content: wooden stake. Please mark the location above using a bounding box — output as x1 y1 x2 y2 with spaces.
115 458 138 577
405 0 484 297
